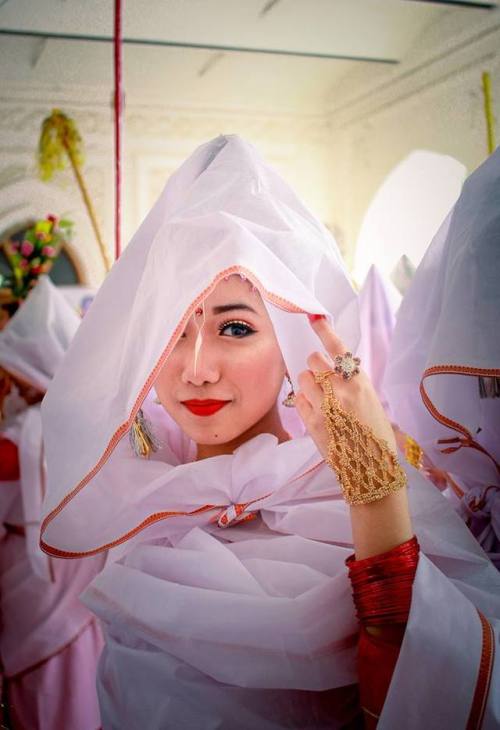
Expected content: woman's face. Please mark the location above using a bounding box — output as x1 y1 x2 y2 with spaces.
154 276 287 451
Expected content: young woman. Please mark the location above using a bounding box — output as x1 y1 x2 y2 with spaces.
0 277 104 730
41 136 500 729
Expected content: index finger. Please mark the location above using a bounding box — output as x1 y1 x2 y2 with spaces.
307 314 345 357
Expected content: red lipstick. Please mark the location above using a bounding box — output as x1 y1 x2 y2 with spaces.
181 399 230 416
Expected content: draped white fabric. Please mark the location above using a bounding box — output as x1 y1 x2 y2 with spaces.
385 147 500 468
384 147 500 565
40 136 500 729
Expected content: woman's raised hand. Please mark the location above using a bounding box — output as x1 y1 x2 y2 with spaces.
295 315 413 559
294 315 397 461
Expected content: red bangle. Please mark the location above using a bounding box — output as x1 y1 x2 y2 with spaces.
346 536 420 625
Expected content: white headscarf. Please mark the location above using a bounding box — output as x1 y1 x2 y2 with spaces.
40 134 359 557
0 276 80 391
391 254 416 296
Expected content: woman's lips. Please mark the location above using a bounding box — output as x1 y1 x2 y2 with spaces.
181 399 231 417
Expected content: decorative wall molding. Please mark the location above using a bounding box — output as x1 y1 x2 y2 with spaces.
0 82 331 142
125 109 331 145
0 82 335 284
327 12 500 129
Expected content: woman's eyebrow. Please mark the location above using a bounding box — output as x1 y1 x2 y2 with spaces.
211 303 258 315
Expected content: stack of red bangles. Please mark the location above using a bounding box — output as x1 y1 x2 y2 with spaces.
346 537 421 727
346 536 420 625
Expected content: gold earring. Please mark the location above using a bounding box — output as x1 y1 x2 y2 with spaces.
129 408 160 458
282 373 296 408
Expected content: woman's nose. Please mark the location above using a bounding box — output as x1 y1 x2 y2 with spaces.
180 338 220 386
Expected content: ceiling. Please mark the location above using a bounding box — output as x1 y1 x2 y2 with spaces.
0 0 497 113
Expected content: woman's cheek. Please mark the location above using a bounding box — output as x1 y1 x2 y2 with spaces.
154 360 180 408
235 350 282 409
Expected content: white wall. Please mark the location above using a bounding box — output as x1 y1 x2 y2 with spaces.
0 84 332 286
1 7 499 286
326 8 500 270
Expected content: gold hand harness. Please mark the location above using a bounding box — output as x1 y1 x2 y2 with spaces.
314 371 407 505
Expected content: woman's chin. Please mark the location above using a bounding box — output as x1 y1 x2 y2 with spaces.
176 416 241 446
187 421 262 450
172 404 278 449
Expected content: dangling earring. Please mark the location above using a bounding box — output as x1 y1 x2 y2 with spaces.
282 373 296 408
129 408 160 458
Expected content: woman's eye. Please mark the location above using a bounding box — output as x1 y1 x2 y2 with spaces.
218 321 255 338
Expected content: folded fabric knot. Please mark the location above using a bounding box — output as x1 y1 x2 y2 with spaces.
217 502 256 529
459 485 500 568
464 484 500 518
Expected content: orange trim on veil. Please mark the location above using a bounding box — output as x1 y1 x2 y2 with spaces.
466 611 495 730
420 364 500 476
419 370 497 729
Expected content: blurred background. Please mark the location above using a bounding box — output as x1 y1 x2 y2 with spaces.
0 0 498 291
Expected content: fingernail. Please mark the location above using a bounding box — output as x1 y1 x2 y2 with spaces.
307 314 326 322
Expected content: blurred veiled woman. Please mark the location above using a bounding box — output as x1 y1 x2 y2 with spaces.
0 277 104 730
385 146 500 570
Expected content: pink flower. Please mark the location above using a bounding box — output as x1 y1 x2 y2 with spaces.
47 214 58 225
42 245 56 258
36 231 48 242
20 240 34 256
19 258 29 271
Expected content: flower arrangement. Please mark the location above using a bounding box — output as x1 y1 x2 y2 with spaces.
0 215 73 300
38 109 111 272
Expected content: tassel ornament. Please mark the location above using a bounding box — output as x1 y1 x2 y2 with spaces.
129 408 160 458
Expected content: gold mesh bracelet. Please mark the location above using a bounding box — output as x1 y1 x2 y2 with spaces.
314 371 407 505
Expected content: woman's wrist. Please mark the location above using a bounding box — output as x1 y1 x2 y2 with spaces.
349 484 413 560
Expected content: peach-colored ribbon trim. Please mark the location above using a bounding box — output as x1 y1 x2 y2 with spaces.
420 365 500 477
